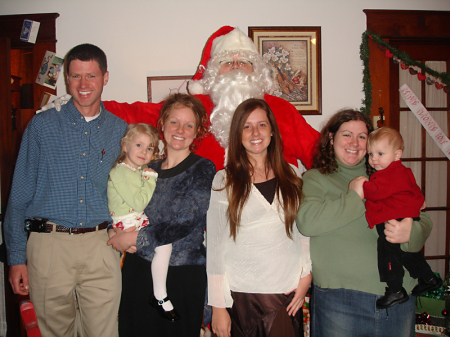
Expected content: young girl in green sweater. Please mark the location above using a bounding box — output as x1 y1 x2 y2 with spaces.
107 123 179 321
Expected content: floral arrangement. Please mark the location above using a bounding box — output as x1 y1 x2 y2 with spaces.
263 46 306 101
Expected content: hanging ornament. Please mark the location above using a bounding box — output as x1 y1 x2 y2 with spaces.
360 30 450 115
417 73 426 81
416 312 431 325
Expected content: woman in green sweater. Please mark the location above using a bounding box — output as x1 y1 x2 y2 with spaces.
296 109 433 337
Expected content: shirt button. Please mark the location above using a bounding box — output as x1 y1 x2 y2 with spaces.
81 176 84 179
85 131 88 135
81 116 84 120
83 153 86 156
79 223 83 226
80 200 83 203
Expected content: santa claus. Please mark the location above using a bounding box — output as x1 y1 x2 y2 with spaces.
47 26 319 170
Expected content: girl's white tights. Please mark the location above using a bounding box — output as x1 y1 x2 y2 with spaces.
152 244 173 311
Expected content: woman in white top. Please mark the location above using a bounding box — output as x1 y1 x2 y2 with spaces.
207 98 312 337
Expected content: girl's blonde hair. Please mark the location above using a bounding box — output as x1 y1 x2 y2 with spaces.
113 123 160 167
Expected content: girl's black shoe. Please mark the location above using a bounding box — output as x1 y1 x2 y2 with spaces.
149 296 180 322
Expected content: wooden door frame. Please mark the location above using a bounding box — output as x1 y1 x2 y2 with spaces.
364 9 450 276
0 38 13 221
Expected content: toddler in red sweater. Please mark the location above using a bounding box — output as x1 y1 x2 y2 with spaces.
359 127 440 309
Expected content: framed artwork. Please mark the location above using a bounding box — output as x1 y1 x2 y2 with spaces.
249 26 322 115
147 76 192 103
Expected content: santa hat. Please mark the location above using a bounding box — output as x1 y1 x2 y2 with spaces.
189 26 258 95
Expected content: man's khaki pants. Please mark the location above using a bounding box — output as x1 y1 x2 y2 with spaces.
27 228 121 337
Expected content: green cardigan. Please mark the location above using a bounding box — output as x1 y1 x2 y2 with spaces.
107 164 157 217
296 158 432 296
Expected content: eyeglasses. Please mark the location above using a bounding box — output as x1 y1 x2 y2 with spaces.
219 59 253 69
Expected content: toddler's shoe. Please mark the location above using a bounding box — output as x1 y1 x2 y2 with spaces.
411 275 442 296
376 287 409 309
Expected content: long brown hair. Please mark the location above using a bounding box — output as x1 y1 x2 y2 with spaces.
313 109 373 174
223 99 303 240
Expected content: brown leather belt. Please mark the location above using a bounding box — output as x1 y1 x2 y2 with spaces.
45 221 109 234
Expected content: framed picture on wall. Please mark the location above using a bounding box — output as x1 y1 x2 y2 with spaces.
249 26 322 115
147 76 192 103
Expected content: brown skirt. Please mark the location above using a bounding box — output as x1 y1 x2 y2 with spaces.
227 291 303 337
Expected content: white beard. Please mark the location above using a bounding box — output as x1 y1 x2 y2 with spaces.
208 70 266 148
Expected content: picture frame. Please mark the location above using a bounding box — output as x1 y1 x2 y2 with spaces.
147 75 192 103
248 26 322 115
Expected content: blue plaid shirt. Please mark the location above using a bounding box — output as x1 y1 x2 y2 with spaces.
4 99 127 265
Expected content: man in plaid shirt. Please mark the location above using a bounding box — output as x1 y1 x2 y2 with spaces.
4 44 127 337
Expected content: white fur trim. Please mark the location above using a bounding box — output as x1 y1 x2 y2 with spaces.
211 28 258 57
188 80 206 95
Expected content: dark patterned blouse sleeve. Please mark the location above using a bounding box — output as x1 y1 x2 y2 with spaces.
136 158 215 261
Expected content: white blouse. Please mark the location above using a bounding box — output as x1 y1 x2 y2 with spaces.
206 169 311 308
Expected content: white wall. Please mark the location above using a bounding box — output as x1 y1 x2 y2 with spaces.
1 0 449 130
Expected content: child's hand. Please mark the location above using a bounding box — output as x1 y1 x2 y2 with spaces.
126 246 137 254
349 176 369 200
420 200 427 210
142 168 156 174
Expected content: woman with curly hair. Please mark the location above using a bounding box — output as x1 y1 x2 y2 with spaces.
296 109 433 337
108 93 216 337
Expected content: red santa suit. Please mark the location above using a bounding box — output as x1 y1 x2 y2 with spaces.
104 26 319 170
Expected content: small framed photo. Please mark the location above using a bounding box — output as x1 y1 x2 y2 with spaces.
35 51 64 89
249 26 322 115
20 19 40 44
147 76 192 103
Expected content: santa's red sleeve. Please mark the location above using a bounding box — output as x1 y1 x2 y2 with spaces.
103 100 163 126
265 94 319 169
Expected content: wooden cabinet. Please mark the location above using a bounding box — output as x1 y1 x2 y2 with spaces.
0 13 59 336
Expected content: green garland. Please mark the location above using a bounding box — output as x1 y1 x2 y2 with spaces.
360 30 450 115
